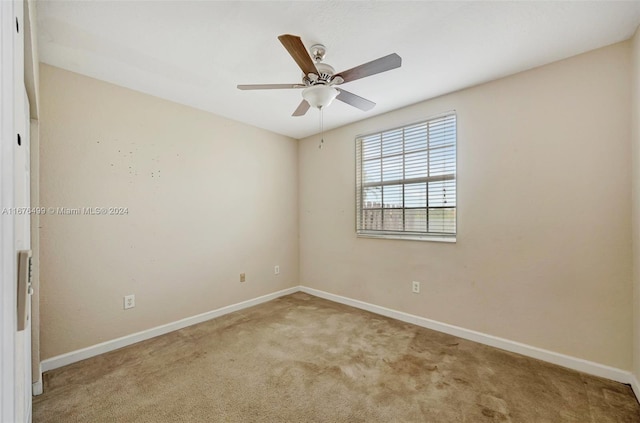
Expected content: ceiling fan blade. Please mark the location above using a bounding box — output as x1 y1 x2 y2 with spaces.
336 53 402 84
278 34 318 76
292 100 310 117
237 84 305 90
336 89 376 111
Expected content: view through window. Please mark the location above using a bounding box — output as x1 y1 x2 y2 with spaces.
356 113 456 239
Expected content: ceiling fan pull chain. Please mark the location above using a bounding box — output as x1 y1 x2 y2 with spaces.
319 107 324 150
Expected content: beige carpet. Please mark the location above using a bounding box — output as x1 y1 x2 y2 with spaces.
34 292 640 422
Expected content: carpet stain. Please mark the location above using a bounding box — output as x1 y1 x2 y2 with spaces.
33 293 640 422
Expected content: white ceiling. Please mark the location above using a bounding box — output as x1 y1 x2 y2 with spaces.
37 1 640 139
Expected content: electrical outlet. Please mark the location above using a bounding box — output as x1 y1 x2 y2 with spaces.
412 281 420 294
123 294 135 309
274 265 280 275
240 273 246 282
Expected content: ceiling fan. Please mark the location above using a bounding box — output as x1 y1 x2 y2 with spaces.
237 34 402 117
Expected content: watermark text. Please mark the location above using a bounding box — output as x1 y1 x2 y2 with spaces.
1 207 129 216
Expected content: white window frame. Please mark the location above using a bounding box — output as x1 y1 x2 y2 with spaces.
355 112 457 243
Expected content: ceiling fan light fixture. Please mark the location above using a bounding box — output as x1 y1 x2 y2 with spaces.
302 85 338 109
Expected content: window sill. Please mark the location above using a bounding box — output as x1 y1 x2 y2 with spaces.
356 232 456 243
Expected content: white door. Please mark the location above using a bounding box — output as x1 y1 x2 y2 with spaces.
1 1 32 421
0 0 17 419
14 87 32 423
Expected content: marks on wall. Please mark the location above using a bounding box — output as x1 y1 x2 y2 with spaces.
95 138 164 183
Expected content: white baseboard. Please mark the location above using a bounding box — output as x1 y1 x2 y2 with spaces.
39 284 640 403
32 380 42 396
299 286 635 386
32 362 42 396
41 286 299 372
629 374 640 402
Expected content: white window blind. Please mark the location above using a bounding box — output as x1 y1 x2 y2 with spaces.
356 113 456 240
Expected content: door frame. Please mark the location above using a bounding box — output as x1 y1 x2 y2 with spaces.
0 0 18 421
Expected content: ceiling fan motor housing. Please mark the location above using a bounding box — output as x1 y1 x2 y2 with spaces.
305 62 336 86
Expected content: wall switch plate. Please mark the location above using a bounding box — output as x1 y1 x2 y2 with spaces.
124 294 135 309
412 281 420 294
240 273 246 282
274 265 280 275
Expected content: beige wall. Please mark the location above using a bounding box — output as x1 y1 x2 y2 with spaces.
39 64 299 359
40 39 636 371
299 42 632 369
632 26 640 380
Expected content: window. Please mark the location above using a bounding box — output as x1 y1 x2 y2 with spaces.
356 112 456 241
